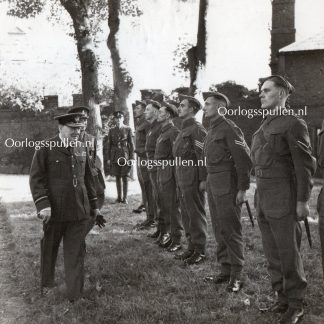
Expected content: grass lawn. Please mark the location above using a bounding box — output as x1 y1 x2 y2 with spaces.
1 184 323 324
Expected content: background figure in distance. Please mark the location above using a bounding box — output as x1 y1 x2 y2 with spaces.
202 91 252 293
173 95 208 265
104 111 134 204
251 75 316 324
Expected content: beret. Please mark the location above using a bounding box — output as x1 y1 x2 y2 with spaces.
135 100 147 107
146 99 161 109
54 113 84 127
202 92 230 107
179 94 202 111
162 101 178 117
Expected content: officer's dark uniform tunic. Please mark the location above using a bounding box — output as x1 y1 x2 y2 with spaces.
251 114 316 308
155 120 182 240
204 116 252 277
135 115 154 220
29 135 98 300
145 119 163 223
173 117 207 253
105 125 134 176
82 132 105 209
317 127 324 276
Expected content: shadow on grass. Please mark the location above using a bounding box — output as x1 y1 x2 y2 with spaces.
2 187 324 324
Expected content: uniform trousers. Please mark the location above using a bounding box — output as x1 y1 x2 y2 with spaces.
207 172 244 277
157 166 182 239
41 219 88 300
256 177 306 308
176 166 207 253
317 187 324 277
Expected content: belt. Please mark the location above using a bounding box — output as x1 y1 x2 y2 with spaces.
207 162 234 173
255 167 293 178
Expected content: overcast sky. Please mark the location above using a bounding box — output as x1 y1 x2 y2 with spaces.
1 0 324 105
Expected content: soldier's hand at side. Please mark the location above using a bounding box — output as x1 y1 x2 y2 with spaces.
92 209 100 218
38 208 51 224
199 181 206 192
236 190 246 205
107 160 111 167
296 201 309 221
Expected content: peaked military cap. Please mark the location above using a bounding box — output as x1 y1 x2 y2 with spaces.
162 101 179 117
54 113 84 127
202 92 230 107
146 99 161 109
179 94 202 112
135 100 147 107
68 106 90 118
113 111 124 118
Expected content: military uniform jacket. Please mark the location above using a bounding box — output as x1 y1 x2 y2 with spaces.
145 119 162 161
104 125 134 163
173 117 207 182
203 116 252 190
318 127 324 170
154 121 180 161
251 115 316 202
29 135 98 222
134 116 150 157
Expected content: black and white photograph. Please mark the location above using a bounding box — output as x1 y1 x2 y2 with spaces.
0 0 323 323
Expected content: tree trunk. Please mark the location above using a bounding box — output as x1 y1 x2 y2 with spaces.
60 0 101 137
187 0 208 96
60 0 103 167
107 0 133 125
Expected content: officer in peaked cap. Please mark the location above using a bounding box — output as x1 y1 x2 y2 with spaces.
202 91 252 292
29 112 99 301
144 99 163 239
104 110 134 203
251 75 316 324
153 101 183 250
173 94 208 265
67 106 106 231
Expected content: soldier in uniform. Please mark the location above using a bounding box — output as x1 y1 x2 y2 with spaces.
251 75 316 324
104 111 134 204
133 100 156 228
317 122 324 277
155 101 182 251
144 100 163 240
29 113 99 301
202 92 252 292
173 95 208 265
68 106 105 210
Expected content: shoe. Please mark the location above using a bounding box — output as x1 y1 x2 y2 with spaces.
203 274 230 284
114 198 122 204
279 306 304 324
174 249 194 261
184 251 206 265
121 198 128 204
147 229 160 239
269 302 289 314
159 234 172 248
132 204 145 213
167 241 182 252
226 278 242 293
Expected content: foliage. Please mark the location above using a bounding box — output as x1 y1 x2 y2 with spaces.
0 84 44 111
172 41 193 80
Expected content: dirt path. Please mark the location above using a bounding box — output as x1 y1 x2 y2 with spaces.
0 203 30 324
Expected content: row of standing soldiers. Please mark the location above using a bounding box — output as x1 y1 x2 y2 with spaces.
118 75 323 324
